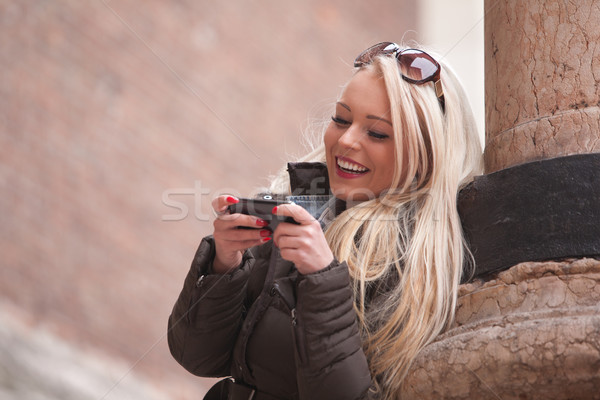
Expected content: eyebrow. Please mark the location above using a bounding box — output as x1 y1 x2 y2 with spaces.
366 115 393 127
336 102 393 127
337 102 351 112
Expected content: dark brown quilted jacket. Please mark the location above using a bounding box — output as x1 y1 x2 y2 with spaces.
168 163 372 399
168 236 372 399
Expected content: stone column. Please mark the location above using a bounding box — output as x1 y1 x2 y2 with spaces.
403 1 600 398
485 0 600 173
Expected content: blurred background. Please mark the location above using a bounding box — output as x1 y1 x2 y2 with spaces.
0 1 483 399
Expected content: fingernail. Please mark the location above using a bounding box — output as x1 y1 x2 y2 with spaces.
226 196 239 204
256 219 269 227
260 229 271 237
272 206 278 214
262 237 271 243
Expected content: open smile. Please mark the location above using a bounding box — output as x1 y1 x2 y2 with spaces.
335 156 370 178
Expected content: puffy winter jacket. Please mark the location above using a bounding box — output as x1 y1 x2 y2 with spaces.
167 163 373 400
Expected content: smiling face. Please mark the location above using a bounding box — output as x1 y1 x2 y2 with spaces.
324 68 399 202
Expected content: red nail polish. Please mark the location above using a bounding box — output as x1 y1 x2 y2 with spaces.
260 229 271 237
256 219 269 227
272 206 278 214
262 237 271 243
226 196 239 204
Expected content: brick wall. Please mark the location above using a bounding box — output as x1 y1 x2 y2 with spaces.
0 1 418 398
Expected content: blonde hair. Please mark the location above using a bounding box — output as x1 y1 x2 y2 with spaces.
271 50 482 398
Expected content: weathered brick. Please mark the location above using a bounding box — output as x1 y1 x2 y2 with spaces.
0 1 417 398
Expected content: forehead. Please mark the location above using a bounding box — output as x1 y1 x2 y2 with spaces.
339 69 391 114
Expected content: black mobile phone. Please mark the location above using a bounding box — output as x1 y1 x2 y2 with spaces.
227 197 298 231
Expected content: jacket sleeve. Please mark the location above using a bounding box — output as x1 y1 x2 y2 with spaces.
167 236 253 377
293 259 372 400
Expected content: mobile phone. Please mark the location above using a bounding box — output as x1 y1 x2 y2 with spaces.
227 197 299 231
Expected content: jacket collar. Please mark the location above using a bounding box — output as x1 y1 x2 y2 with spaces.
287 162 330 195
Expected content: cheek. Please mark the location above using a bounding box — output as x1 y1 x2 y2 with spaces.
323 124 336 150
324 125 341 162
376 149 397 187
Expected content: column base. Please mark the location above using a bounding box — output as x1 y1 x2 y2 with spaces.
403 258 600 399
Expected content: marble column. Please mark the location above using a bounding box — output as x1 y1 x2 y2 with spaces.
403 1 600 398
485 0 600 173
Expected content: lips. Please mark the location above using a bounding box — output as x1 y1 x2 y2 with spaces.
335 156 369 178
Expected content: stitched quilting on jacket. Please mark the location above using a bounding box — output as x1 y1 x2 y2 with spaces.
167 163 373 400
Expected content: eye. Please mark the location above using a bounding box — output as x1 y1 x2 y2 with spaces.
368 131 389 140
331 116 350 126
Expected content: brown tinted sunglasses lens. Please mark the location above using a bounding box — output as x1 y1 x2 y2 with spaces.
354 42 396 67
397 50 440 82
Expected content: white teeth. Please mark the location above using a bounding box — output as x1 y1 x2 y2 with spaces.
337 158 368 172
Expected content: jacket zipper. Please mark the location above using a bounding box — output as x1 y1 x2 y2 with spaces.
271 283 309 364
185 275 205 324
291 308 308 365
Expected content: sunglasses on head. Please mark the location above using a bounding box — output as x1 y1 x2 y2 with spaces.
354 42 445 112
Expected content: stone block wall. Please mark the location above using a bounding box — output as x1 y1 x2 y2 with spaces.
0 1 417 398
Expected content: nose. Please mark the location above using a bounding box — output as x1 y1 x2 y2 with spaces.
337 124 362 150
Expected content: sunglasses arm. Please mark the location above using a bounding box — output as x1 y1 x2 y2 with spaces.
434 80 444 99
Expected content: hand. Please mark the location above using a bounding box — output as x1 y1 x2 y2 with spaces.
212 195 271 274
272 203 334 275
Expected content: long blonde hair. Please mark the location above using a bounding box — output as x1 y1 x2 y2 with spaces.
272 51 482 398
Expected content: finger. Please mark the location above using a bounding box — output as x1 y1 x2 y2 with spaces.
214 228 271 255
214 227 272 243
212 195 240 215
218 238 271 253
272 203 315 225
212 196 269 228
272 223 303 246
273 233 301 250
215 212 270 230
278 248 303 263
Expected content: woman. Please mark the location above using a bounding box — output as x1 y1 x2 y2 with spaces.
168 42 483 399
